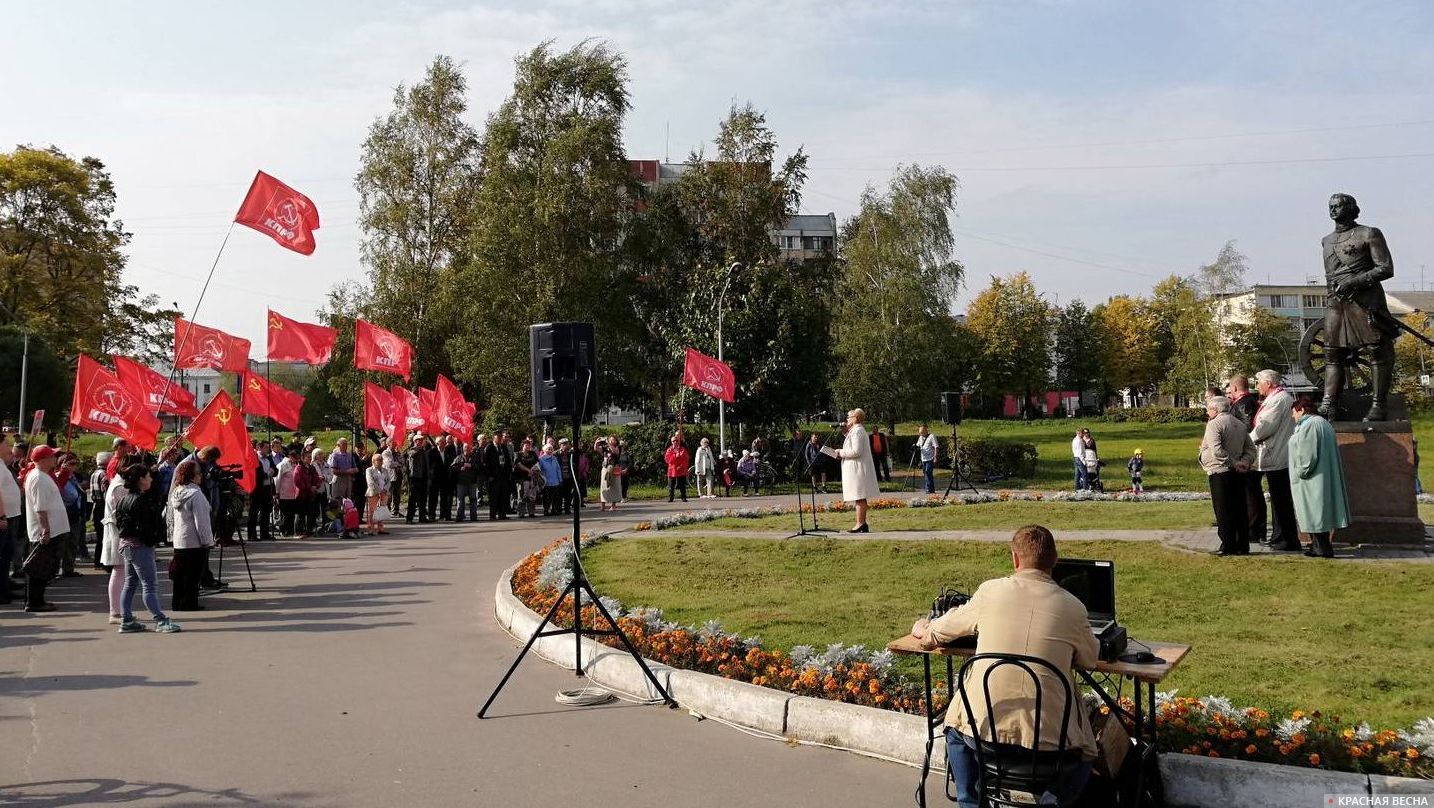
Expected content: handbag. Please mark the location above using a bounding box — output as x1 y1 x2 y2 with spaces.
22 539 61 582
372 504 392 522
167 555 179 580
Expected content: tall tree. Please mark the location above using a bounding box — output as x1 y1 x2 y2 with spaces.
1394 312 1434 411
352 54 481 392
0 146 137 362
1150 274 1220 400
1051 298 1104 402
964 272 1052 420
1225 306 1297 378
449 41 639 431
833 164 963 427
1092 295 1161 399
634 103 825 428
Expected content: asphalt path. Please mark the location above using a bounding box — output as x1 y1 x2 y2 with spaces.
0 495 917 807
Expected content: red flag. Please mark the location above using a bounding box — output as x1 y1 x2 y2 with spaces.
267 309 336 364
233 170 320 255
175 318 251 372
112 355 199 417
417 387 443 437
434 374 473 444
390 386 425 434
185 390 257 494
363 382 403 448
681 347 736 403
240 371 305 430
69 356 162 450
354 319 412 381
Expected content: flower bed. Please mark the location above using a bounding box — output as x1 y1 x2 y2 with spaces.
510 536 1433 779
630 489 1212 531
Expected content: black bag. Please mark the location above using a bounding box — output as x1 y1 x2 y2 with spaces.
22 539 61 582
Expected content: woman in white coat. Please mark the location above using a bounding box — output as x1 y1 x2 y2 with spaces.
836 408 881 532
100 471 131 624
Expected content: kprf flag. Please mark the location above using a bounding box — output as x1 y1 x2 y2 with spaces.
112 355 199 417
240 371 305 430
174 318 251 373
435 374 473 444
185 390 257 494
389 386 425 434
70 355 162 450
417 387 443 437
363 382 402 448
267 309 336 364
681 348 736 403
354 319 413 381
234 171 320 256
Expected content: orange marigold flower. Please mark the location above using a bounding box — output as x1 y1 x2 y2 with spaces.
1255 728 1269 738
1245 744 1257 755
1308 753 1321 766
1407 748 1420 759
1291 710 1305 720
1207 751 1220 758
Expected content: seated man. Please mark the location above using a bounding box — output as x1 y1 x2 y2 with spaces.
911 525 1099 808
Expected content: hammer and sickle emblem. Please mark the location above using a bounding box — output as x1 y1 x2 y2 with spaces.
269 314 283 330
248 378 262 391
216 407 233 426
275 199 300 228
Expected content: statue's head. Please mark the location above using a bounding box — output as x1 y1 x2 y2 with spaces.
1329 193 1360 223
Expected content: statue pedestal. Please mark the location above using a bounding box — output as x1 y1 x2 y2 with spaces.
1332 393 1425 546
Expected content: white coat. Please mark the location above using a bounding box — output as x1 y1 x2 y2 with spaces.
1249 387 1294 472
838 423 881 502
99 481 130 567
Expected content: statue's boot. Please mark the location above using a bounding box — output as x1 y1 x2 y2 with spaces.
1319 364 1343 420
1365 359 1393 422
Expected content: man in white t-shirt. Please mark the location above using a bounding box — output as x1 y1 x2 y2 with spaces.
0 436 23 603
23 445 69 612
916 425 940 494
1071 430 1087 491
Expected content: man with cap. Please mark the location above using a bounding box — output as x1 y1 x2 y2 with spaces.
22 445 69 612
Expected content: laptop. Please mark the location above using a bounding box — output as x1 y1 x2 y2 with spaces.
1051 559 1117 635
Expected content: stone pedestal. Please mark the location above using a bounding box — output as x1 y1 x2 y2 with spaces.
1331 392 1424 546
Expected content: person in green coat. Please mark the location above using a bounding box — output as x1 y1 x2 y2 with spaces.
1287 394 1350 558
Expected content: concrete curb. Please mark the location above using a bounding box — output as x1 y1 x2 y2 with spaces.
491 559 1434 807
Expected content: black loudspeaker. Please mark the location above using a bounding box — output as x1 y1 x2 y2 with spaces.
940 391 963 425
530 322 598 420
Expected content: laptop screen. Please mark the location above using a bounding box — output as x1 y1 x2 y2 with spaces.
1051 559 1115 619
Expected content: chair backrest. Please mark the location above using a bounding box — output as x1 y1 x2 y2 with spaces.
956 652 1081 808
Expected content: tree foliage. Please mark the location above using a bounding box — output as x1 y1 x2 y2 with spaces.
833 164 964 427
964 272 1052 418
0 325 69 431
1092 295 1161 397
1150 274 1220 400
1225 306 1297 378
1052 298 1104 398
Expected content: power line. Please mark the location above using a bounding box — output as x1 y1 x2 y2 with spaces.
808 151 1434 173
952 229 1161 278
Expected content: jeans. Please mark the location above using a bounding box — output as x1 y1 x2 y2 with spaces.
120 544 166 622
945 728 1092 808
922 460 936 494
454 483 479 521
1073 458 1087 491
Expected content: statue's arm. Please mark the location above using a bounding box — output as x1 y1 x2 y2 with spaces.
1363 227 1394 285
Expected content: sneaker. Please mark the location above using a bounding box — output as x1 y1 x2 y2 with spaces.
155 619 182 633
118 619 146 633
108 614 123 624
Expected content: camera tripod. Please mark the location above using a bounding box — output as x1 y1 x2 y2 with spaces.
479 408 676 717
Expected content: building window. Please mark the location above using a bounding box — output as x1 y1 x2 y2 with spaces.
203 383 211 394
1302 294 1324 308
1262 294 1296 308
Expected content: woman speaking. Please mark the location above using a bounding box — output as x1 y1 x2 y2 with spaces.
835 408 881 533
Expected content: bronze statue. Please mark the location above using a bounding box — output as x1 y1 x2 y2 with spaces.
1321 193 1396 421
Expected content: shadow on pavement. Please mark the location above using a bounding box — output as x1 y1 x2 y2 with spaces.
0 674 197 697
0 779 301 806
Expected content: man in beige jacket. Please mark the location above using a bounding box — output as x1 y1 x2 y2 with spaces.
911 525 1098 808
1201 396 1257 555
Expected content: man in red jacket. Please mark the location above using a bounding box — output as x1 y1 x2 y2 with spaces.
664 434 690 503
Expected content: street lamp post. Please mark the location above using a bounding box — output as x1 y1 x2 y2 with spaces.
716 261 740 457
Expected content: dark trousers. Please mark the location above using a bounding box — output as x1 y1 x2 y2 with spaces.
1248 468 1299 548
9 515 25 577
248 487 274 541
279 498 298 535
1209 471 1251 554
27 536 64 607
667 476 687 502
543 485 561 515
407 477 430 522
200 546 219 587
171 547 206 609
435 485 453 522
488 479 510 519
620 474 630 499
0 523 12 601
428 478 443 521
873 451 890 482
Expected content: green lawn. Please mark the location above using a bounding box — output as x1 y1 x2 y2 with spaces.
674 500 1221 532
584 536 1434 728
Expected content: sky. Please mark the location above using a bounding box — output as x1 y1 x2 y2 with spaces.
4 0 1434 354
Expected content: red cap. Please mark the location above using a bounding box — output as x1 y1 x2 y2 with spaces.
29 445 57 462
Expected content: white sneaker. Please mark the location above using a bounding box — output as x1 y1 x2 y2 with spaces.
108 614 122 625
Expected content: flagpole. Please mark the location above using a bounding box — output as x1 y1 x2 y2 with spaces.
265 359 273 443
163 221 237 436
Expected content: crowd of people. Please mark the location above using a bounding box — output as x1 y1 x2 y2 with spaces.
1200 370 1349 558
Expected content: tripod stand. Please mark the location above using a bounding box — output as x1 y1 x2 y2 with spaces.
786 453 826 537
941 427 979 497
479 410 677 717
214 536 257 592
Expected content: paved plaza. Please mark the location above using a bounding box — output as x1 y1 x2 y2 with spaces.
0 496 913 807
